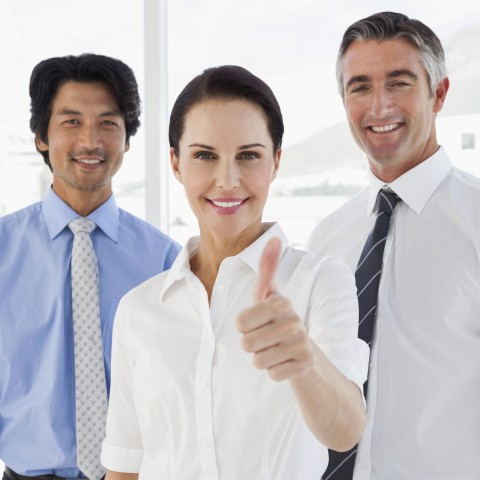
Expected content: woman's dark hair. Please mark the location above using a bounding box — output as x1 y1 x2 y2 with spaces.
169 65 284 155
29 53 141 169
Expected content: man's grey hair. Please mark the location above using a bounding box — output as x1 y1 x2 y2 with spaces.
336 11 447 99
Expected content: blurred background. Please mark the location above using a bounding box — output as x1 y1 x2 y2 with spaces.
1 0 479 250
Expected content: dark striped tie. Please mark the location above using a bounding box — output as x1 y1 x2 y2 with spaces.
322 189 401 480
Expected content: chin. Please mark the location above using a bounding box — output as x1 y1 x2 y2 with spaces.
368 149 403 165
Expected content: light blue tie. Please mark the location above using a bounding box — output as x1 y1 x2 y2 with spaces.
69 217 107 480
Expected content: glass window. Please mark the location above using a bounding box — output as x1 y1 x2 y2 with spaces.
0 0 145 217
2 1 479 246
166 1 480 247
462 133 475 149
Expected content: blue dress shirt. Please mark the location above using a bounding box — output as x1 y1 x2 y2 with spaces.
0 188 180 477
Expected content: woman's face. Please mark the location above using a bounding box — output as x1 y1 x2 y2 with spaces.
171 99 281 243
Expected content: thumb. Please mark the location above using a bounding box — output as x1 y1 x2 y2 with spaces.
254 236 282 303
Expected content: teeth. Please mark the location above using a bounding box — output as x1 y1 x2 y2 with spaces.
212 200 243 208
371 123 400 133
77 158 101 164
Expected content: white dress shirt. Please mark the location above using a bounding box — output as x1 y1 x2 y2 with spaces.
307 148 480 480
101 223 369 480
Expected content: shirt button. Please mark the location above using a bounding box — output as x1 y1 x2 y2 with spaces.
217 284 225 293
369 361 374 369
199 381 207 390
358 460 367 469
366 411 371 420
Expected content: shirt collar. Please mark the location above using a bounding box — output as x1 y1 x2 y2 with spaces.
237 222 288 274
160 222 288 300
366 146 452 216
42 187 120 241
159 237 199 299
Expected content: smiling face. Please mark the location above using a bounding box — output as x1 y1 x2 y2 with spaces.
37 81 129 214
170 99 280 247
341 38 448 182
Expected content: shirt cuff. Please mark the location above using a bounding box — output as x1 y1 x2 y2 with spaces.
101 439 143 473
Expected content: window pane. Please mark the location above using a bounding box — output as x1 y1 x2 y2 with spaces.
166 1 480 247
0 0 144 217
462 133 475 149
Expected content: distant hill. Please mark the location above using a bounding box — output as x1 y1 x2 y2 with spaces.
280 122 364 177
281 22 480 178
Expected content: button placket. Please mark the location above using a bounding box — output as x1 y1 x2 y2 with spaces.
194 294 219 479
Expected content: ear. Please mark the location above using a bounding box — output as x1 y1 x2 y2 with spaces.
125 141 130 153
433 77 449 114
170 147 183 184
271 148 281 182
35 134 49 152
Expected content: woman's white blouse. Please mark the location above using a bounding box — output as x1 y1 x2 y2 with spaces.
101 223 369 479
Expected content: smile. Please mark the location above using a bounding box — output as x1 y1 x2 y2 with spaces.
370 123 401 133
75 158 103 165
211 200 243 208
208 197 247 215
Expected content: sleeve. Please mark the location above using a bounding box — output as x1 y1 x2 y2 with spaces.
288 253 370 390
306 216 335 258
298 254 369 390
101 297 144 472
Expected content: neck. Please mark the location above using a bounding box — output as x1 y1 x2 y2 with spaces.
191 223 267 302
370 145 440 183
52 185 111 217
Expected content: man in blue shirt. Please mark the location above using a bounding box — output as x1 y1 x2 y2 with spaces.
0 54 180 479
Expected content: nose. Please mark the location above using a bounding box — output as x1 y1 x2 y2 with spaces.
78 123 101 149
370 87 394 119
215 158 240 190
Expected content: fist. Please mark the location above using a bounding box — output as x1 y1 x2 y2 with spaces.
235 237 315 381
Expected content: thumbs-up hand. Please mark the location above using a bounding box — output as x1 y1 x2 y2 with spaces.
235 237 315 382
253 236 282 302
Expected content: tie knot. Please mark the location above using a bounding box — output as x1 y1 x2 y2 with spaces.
69 217 96 235
377 189 400 216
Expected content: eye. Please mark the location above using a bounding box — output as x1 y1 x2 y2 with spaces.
63 119 80 126
350 85 370 94
101 120 119 127
238 151 260 160
195 151 215 160
391 80 411 88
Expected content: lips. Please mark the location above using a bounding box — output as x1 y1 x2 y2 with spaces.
75 158 103 165
211 200 243 208
208 197 247 215
369 123 402 133
72 156 105 170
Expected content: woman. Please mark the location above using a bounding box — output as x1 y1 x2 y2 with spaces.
101 65 369 479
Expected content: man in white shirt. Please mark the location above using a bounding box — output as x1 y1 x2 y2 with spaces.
307 11 480 480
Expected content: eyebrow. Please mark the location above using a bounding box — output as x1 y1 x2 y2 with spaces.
187 143 266 150
387 69 418 81
345 75 370 91
55 108 122 117
345 69 418 90
238 143 266 150
188 143 215 150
